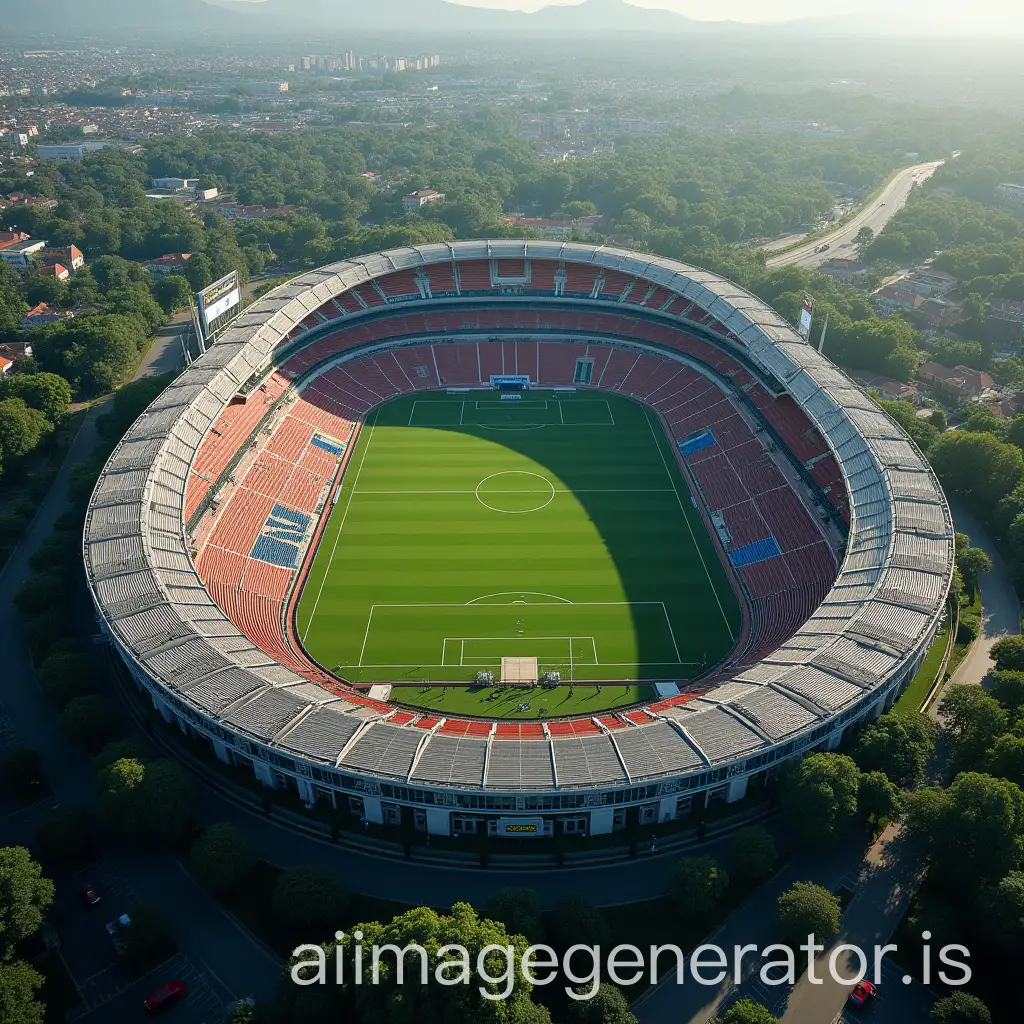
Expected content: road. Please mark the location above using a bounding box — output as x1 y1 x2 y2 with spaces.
766 161 944 270
929 502 1021 714
0 325 281 1021
632 826 933 1024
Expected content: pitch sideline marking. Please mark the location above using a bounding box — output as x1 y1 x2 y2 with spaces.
643 409 735 642
303 407 379 642
659 601 683 664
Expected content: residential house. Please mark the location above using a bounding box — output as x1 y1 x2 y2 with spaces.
876 285 925 317
19 303 74 329
215 203 297 221
402 189 445 212
917 298 964 328
0 238 46 267
36 263 70 282
0 230 31 249
854 372 919 403
917 362 994 401
150 177 199 192
42 245 84 272
816 258 874 288
145 253 192 277
0 354 13 375
897 268 958 299
995 183 1024 205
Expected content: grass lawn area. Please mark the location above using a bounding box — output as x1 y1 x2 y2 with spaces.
945 591 982 679
296 390 739 709
894 608 951 715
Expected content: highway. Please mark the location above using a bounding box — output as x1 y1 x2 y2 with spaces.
766 160 944 270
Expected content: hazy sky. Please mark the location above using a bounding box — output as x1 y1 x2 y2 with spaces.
445 0 1024 29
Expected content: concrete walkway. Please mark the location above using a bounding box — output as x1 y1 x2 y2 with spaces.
933 501 1020 712
632 843 864 1024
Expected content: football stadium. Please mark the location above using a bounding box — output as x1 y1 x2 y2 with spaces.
85 241 955 840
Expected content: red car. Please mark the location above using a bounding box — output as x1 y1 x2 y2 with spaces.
143 981 187 1014
79 883 100 907
848 980 877 1008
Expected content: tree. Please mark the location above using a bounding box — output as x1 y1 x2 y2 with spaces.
0 399 49 462
779 753 861 844
567 983 637 1024
323 903 550 1024
548 897 611 955
726 826 778 883
940 686 1009 767
858 771 903 822
992 635 1024 672
778 881 841 947
852 712 936 786
35 650 94 710
979 870 1024 955
152 273 193 313
484 887 544 944
670 856 730 916
957 546 993 601
183 253 213 291
0 960 45 1024
930 431 1024 516
92 737 153 772
270 867 348 941
59 695 117 754
931 992 992 1024
989 670 1024 714
0 373 72 425
921 773 1024 886
13 572 68 619
97 757 193 846
0 848 54 960
118 904 170 964
190 823 256 894
722 999 777 1024
34 806 94 866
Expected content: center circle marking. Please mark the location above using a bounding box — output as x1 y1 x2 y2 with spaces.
475 471 556 514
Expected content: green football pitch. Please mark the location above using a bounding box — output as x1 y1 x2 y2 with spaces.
295 390 740 714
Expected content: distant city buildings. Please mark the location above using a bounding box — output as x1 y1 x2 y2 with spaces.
298 52 440 75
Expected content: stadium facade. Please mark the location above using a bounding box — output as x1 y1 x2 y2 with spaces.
84 241 954 840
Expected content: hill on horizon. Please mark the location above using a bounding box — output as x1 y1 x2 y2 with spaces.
0 0 700 37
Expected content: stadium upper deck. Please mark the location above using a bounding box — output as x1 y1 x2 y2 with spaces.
83 241 954 837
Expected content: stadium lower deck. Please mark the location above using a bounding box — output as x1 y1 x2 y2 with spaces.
86 243 952 840
188 323 842 712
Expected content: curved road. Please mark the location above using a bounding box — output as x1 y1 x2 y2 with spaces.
766 160 944 270
932 502 1020 711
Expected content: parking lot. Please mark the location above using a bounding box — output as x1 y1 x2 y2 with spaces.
69 952 231 1023
46 860 233 1023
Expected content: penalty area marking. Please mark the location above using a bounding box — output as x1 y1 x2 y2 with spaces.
357 599 682 669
